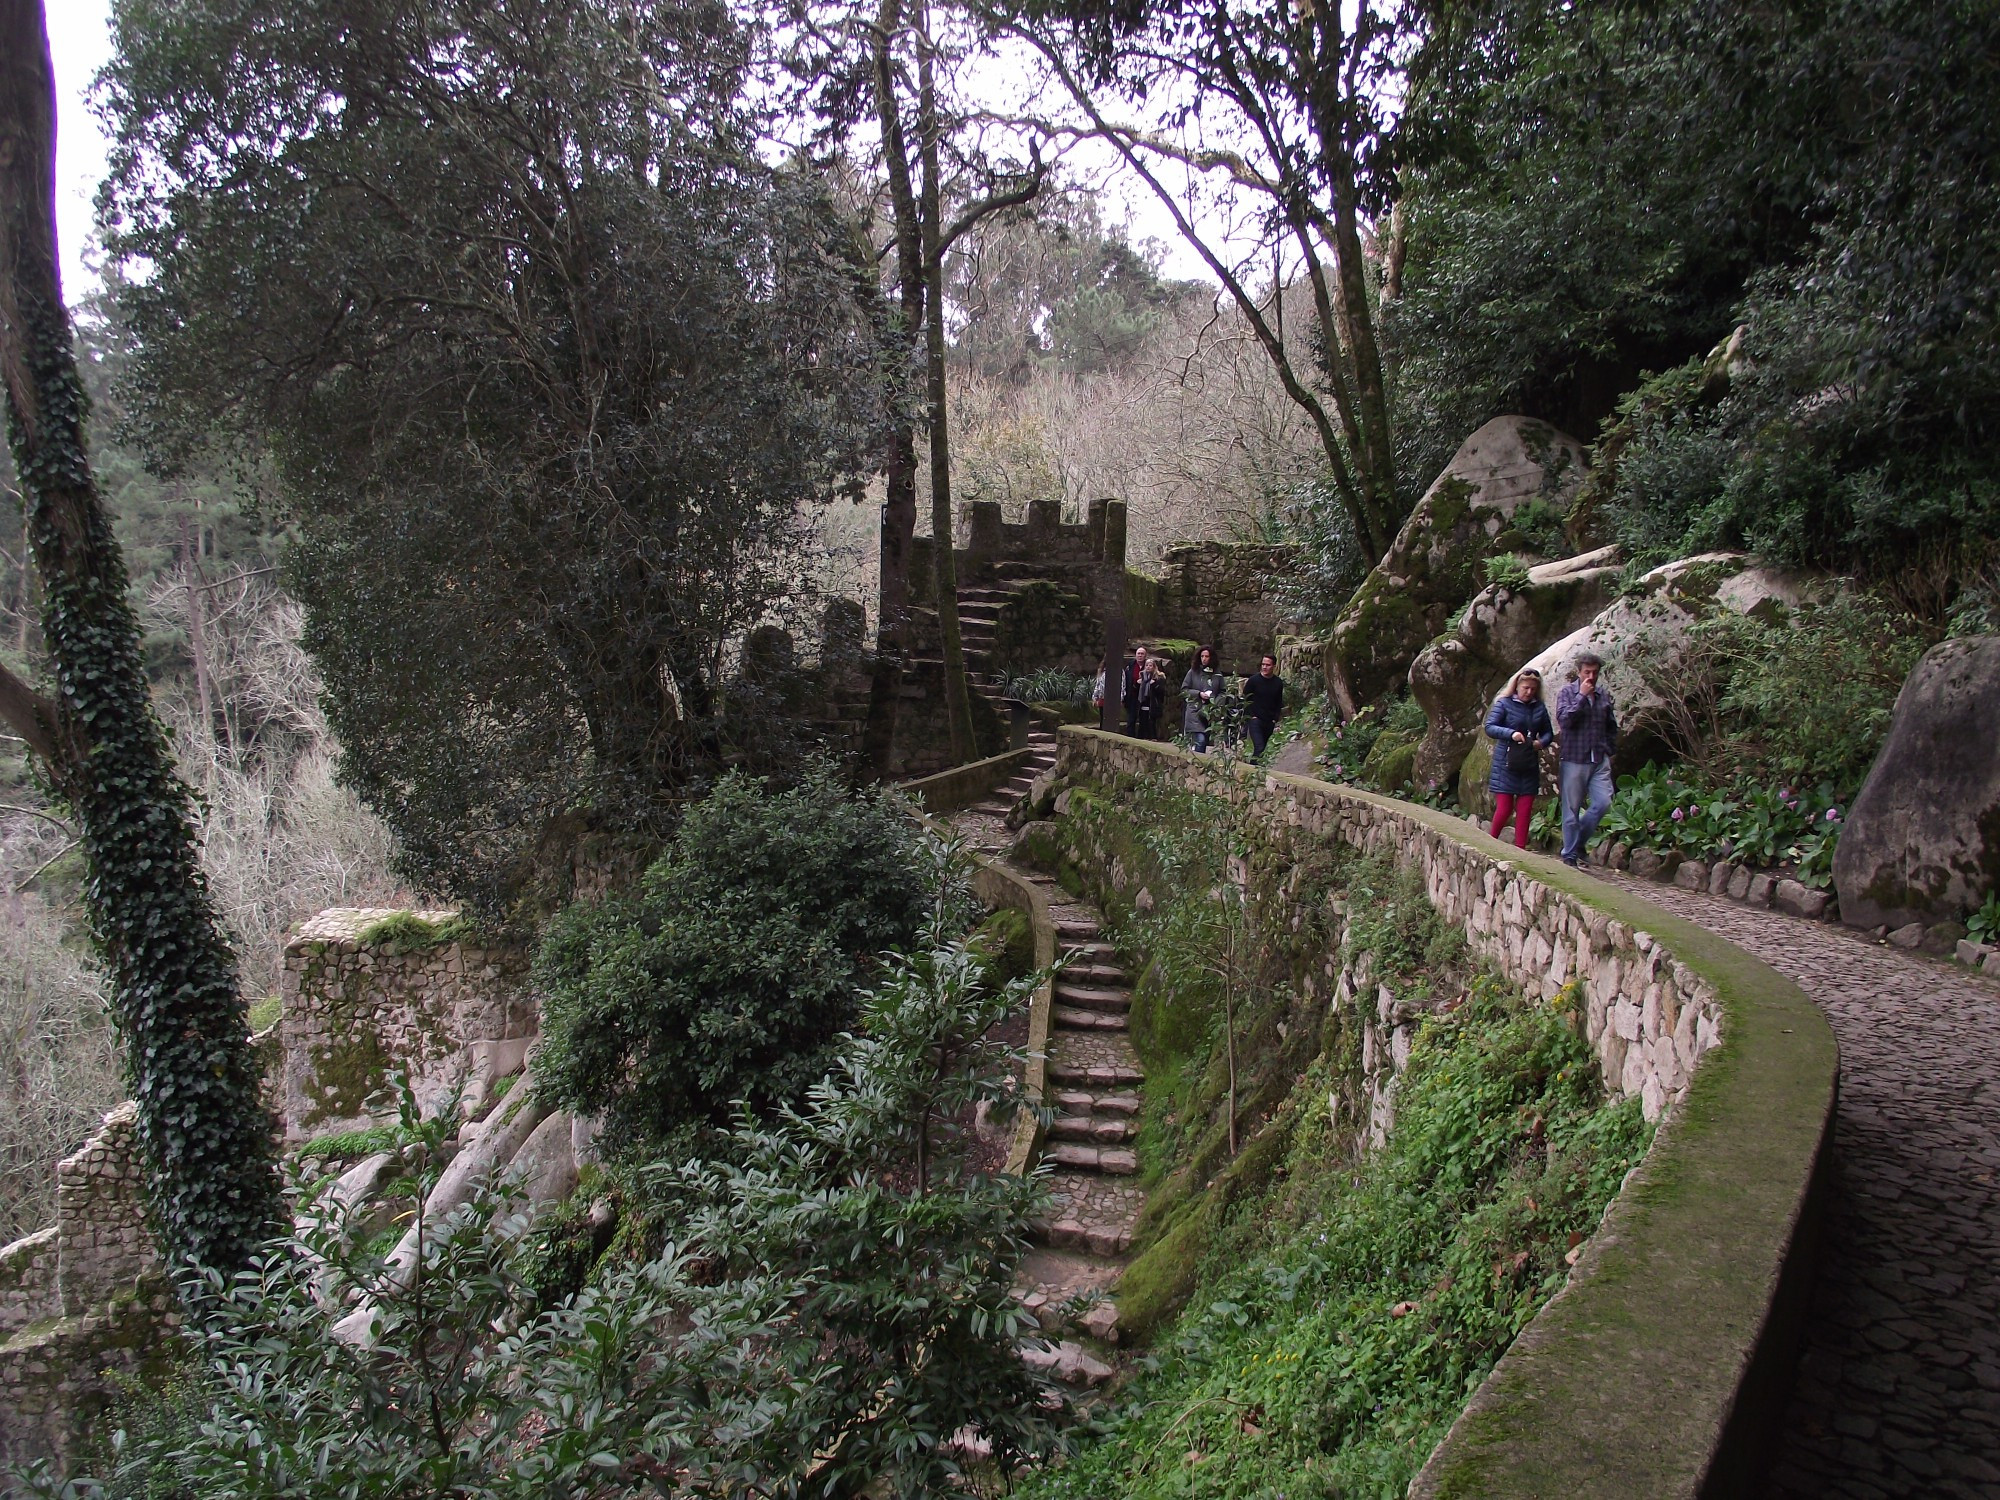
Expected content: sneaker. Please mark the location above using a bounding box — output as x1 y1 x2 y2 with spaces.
1561 856 1580 868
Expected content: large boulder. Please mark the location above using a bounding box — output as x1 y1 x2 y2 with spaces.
1833 636 2000 929
1455 554 1809 817
1326 416 1587 718
1408 545 1622 789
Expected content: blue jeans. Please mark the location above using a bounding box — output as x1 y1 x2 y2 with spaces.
1560 759 1615 862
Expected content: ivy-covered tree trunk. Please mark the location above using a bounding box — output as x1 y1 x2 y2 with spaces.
0 0 281 1278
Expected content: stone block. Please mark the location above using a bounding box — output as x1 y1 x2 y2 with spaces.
1775 880 1830 921
1745 873 1777 908
1960 939 1996 968
1674 860 1709 891
1727 865 1753 901
1628 848 1668 880
1708 861 1734 896
1888 922 1926 950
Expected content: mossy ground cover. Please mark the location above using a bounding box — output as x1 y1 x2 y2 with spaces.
1022 765 1653 1498
1028 980 1651 1500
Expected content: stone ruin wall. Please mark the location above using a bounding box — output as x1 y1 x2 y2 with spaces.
1141 541 1300 679
0 1103 171 1470
1060 732 1721 1125
279 908 537 1140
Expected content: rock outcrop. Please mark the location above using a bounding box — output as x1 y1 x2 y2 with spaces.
1834 636 2000 929
1409 545 1622 789
1327 416 1588 717
1455 554 1809 816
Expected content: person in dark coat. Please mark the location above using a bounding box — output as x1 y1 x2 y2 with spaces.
1484 666 1554 849
1243 654 1284 759
1181 646 1226 752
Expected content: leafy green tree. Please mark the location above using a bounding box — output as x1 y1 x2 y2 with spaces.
535 766 932 1155
0 0 280 1280
97 0 882 914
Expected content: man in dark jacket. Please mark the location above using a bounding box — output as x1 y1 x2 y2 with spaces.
1555 652 1618 867
1121 645 1150 736
1243 654 1284 759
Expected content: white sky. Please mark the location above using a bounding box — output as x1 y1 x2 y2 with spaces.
47 0 116 301
44 0 1257 299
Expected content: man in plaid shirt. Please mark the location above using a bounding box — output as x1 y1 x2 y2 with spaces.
1555 652 1618 867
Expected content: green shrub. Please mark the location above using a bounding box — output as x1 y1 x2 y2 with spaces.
1482 551 1533 591
353 911 471 956
1005 667 1095 707
42 947 1065 1500
1596 764 1848 888
533 764 930 1156
1968 893 2000 945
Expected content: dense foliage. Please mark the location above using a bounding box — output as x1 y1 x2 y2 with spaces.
32 928 1061 1500
1394 0 2000 587
534 767 932 1156
98 0 881 915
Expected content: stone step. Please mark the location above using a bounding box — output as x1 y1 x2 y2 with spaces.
1030 1216 1134 1258
1061 939 1116 960
1064 962 1128 986
1054 984 1130 1014
1044 1141 1139 1174
1055 917 1102 939
1055 1089 1142 1117
1049 1060 1145 1088
1054 1006 1129 1032
1049 1114 1137 1145
967 800 1011 817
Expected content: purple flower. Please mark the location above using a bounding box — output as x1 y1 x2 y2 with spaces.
1826 807 1840 822
1672 808 1685 822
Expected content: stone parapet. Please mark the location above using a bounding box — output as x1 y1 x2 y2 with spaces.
1054 727 1839 1498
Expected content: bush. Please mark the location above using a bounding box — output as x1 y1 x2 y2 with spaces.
36 947 1064 1500
1597 764 1847 888
1626 590 1924 790
534 764 930 1155
1006 667 1095 706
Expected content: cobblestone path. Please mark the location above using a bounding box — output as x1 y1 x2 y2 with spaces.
1602 872 2000 1498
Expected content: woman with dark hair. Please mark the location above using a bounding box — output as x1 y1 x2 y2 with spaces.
1483 666 1554 849
1181 645 1226 753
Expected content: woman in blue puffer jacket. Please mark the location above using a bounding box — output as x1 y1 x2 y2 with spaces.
1484 667 1554 849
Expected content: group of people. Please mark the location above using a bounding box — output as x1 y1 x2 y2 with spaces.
1096 644 1288 759
1480 650 1617 868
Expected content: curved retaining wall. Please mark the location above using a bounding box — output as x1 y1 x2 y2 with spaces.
1053 728 1838 1500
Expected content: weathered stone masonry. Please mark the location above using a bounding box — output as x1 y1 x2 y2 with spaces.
0 1103 170 1469
1058 731 1721 1120
279 907 535 1139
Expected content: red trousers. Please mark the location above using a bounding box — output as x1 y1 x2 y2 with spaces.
1490 793 1536 849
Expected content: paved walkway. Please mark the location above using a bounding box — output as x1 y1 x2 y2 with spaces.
1603 873 2000 1498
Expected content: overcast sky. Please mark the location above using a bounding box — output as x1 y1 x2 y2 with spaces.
47 0 116 300
43 0 1247 300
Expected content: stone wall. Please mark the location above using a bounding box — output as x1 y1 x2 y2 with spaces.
279 908 536 1139
55 1102 159 1314
1057 731 1718 1120
1142 541 1298 678
1051 727 1839 1496
911 497 1128 619
0 1105 172 1470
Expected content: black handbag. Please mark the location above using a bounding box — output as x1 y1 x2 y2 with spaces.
1505 738 1540 778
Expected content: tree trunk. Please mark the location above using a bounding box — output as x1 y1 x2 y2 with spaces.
0 0 281 1280
861 0 926 778
916 0 976 765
